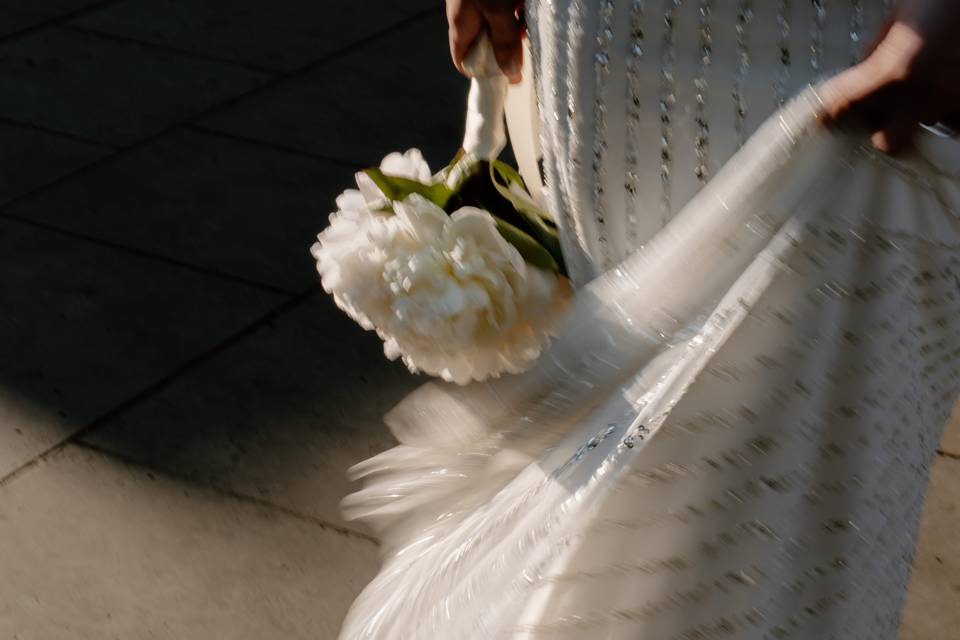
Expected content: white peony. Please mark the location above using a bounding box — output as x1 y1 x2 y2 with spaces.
311 169 569 384
355 148 432 207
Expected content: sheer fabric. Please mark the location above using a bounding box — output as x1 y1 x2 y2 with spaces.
339 87 960 640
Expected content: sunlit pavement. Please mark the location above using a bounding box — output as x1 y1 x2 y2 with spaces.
0 2 956 637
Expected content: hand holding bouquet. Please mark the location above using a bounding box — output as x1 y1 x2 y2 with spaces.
311 36 570 384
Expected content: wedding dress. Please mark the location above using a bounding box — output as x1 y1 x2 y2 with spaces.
338 1 960 638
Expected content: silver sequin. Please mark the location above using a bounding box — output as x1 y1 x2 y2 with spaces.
658 0 683 221
624 0 646 246
591 0 618 268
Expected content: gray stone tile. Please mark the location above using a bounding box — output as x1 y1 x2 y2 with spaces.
72 0 439 72
0 218 284 477
203 14 469 169
0 120 111 206
0 444 377 639
7 128 353 291
83 293 419 531
0 27 272 146
900 455 960 639
0 0 104 38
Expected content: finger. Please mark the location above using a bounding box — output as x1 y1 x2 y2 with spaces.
447 2 485 75
477 2 523 82
872 117 919 155
821 22 922 127
820 60 895 127
822 13 895 118
449 27 478 75
824 64 918 155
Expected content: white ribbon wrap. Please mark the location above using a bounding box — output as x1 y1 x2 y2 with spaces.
461 34 509 160
504 38 543 202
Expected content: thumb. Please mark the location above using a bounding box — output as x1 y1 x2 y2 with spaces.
820 57 894 129
821 21 923 129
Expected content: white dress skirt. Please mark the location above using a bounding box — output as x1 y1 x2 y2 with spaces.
338 1 960 638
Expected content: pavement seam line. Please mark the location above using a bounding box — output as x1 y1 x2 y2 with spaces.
189 6 443 124
0 114 119 149
0 213 297 296
59 23 282 75
0 286 318 489
0 0 127 46
72 440 379 545
184 123 357 168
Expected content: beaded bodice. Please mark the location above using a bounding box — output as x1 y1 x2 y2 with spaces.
526 0 893 284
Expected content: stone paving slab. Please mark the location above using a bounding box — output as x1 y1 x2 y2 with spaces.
0 120 111 206
0 444 377 639
0 218 284 478
0 0 106 39
939 406 960 455
900 455 960 639
7 128 353 291
203 14 469 169
0 27 271 146
72 0 438 72
82 294 419 531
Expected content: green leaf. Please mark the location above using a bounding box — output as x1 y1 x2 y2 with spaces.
491 216 560 273
491 159 527 189
434 148 467 184
489 161 566 273
441 152 484 193
363 168 454 208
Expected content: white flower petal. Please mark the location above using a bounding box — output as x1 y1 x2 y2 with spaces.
380 148 432 183
355 171 383 205
448 207 526 273
336 189 370 213
393 195 447 242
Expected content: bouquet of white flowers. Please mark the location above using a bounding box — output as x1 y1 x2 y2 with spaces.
311 37 570 384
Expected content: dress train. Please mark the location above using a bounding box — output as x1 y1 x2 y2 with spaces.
338 87 960 639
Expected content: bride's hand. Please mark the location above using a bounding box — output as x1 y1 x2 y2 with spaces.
446 0 523 83
823 0 960 153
